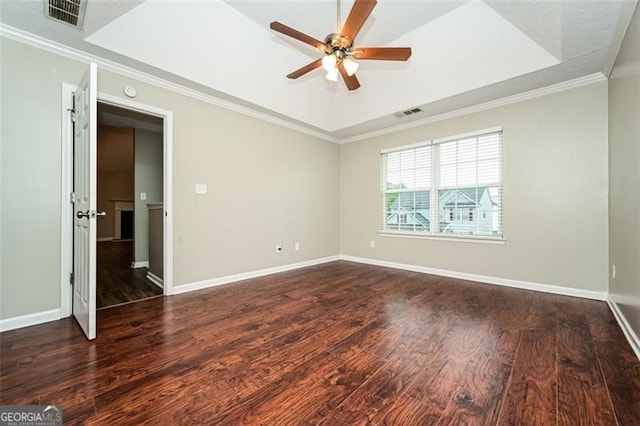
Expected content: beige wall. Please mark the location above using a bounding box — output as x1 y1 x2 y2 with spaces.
609 4 640 342
97 124 134 239
1 37 85 320
0 32 616 322
0 37 339 319
134 128 163 263
340 82 609 293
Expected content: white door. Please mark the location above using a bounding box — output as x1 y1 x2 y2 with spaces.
72 63 98 340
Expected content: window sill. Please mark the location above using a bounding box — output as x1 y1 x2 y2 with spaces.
378 230 506 245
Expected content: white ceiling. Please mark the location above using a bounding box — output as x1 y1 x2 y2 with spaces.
1 0 637 140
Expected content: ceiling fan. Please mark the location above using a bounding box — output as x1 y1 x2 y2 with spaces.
270 0 412 91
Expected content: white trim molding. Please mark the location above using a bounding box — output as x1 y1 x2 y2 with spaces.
174 256 340 295
340 73 607 144
60 82 75 319
379 231 506 245
96 92 175 297
60 85 176 318
0 24 336 144
131 261 149 269
607 296 640 360
339 255 607 301
0 309 61 333
146 271 164 289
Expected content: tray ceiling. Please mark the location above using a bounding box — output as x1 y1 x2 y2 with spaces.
0 0 636 140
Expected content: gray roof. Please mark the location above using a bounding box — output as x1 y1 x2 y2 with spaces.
389 192 430 210
389 187 496 212
440 188 490 207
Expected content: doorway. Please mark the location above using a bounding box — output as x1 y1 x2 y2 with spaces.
96 103 164 308
60 78 174 337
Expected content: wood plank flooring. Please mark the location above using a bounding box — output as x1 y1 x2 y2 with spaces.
96 241 162 309
1 261 639 425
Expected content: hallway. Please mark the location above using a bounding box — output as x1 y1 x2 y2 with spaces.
97 241 162 309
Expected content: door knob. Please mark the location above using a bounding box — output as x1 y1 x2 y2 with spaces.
76 210 106 219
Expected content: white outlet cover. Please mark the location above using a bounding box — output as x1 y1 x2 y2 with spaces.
140 192 147 200
195 183 207 194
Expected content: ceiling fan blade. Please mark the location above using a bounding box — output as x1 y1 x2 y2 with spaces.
338 63 361 91
287 58 323 79
353 47 412 61
341 0 377 42
270 21 325 50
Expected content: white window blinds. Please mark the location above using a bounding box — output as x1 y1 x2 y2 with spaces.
381 129 503 239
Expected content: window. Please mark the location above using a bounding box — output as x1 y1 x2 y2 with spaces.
381 128 502 239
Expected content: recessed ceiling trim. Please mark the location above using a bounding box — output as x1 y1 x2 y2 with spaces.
340 72 607 144
0 23 609 145
0 23 338 144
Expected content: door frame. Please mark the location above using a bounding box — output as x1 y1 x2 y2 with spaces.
60 82 174 318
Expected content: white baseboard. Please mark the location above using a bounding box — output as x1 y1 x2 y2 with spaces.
97 237 114 242
607 296 640 360
146 271 164 289
174 255 340 295
0 309 61 333
131 261 149 269
339 255 608 301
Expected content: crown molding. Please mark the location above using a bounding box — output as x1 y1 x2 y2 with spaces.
339 72 608 144
0 24 338 144
603 0 638 78
0 24 610 145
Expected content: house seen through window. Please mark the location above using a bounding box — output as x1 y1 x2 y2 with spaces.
380 129 503 239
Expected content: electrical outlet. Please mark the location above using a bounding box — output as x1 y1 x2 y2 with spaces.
140 192 147 201
275 244 283 254
294 242 300 251
369 240 376 249
195 183 207 194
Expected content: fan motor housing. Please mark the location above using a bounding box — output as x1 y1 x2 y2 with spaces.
324 33 353 55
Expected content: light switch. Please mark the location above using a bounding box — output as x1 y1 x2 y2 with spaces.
140 192 147 200
195 183 207 194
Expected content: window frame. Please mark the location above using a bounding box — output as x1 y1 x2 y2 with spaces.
379 127 505 244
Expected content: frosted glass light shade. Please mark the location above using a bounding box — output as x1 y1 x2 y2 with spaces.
322 54 337 71
343 57 359 76
325 67 339 82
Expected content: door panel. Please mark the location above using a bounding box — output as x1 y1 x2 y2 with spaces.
73 62 97 340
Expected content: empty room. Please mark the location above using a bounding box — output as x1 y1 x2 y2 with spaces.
1 0 639 424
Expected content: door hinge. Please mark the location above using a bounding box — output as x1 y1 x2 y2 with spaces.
70 192 76 204
69 272 74 285
68 108 76 123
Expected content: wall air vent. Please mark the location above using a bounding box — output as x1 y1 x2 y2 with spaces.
44 0 86 29
394 107 423 118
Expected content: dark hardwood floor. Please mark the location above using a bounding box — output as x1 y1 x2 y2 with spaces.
1 261 639 424
96 241 163 309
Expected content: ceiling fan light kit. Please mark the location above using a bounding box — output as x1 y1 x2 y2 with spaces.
270 0 412 91
325 67 339 82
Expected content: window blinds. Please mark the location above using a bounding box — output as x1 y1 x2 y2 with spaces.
381 129 503 238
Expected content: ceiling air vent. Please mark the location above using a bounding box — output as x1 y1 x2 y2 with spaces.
44 0 86 29
394 107 423 118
